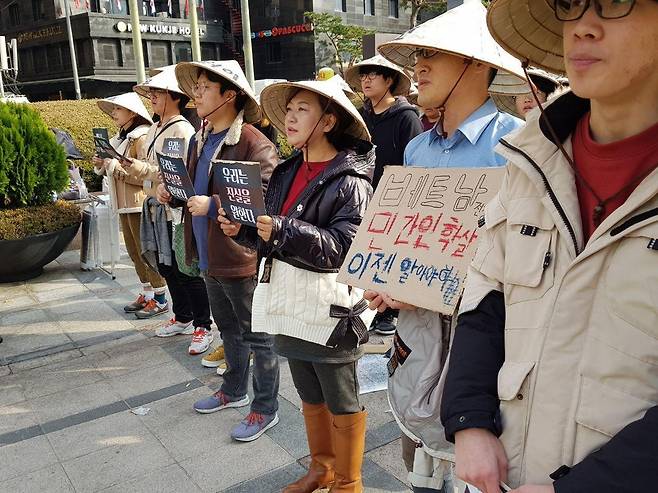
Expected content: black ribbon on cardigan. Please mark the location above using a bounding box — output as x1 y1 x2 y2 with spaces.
326 299 370 348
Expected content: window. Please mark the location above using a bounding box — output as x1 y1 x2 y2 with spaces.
364 0 375 15
97 40 119 66
389 0 399 18
9 4 20 26
32 0 46 21
48 45 62 71
176 43 192 62
266 41 282 64
335 0 347 12
149 41 170 67
95 0 128 14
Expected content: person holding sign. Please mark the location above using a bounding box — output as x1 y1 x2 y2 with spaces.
219 79 377 492
93 93 166 315
345 55 423 337
160 60 280 441
123 68 214 353
363 2 525 491
441 1 658 493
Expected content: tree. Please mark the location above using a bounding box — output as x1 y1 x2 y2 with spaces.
304 12 374 76
401 0 447 28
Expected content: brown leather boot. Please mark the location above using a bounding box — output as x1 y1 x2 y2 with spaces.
283 402 335 493
329 410 367 493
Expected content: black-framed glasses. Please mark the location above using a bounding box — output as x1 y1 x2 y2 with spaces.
359 72 381 82
412 48 439 61
554 0 637 20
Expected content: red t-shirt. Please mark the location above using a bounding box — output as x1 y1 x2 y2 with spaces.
572 113 658 240
280 159 332 215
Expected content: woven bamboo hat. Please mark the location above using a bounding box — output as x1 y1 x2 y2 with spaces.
133 65 187 98
175 60 261 123
377 0 526 94
345 55 413 96
490 68 561 117
97 92 153 125
259 80 371 142
487 0 564 74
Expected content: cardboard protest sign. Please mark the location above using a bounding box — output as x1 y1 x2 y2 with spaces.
162 137 185 159
337 166 505 314
156 152 196 201
92 128 112 159
213 160 266 226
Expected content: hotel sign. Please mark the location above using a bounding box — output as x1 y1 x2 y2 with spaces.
114 21 206 37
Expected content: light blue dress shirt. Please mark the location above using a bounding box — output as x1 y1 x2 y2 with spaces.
403 98 523 168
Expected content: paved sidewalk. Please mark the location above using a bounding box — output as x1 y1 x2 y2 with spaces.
0 247 411 492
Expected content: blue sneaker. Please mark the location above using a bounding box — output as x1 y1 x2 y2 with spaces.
231 411 279 442
193 390 250 414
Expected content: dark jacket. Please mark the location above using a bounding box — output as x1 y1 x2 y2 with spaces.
360 97 423 189
440 92 658 492
242 140 375 273
182 112 279 278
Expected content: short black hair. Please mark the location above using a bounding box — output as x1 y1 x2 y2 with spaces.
530 74 558 97
488 68 498 87
200 68 248 112
169 91 190 112
358 65 400 93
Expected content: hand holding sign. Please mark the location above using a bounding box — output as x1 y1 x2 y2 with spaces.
187 195 211 216
213 160 266 227
93 130 132 166
156 152 196 201
256 215 273 242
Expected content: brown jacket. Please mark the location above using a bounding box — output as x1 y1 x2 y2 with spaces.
184 110 279 278
94 125 150 213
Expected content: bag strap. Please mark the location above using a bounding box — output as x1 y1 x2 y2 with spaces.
147 118 182 157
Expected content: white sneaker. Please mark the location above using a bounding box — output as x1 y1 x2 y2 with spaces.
155 318 194 338
188 329 213 355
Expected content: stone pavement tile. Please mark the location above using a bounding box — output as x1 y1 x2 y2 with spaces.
0 295 35 313
0 365 10 377
27 269 80 293
0 324 72 364
27 380 123 423
360 391 396 431
59 317 136 343
366 438 411 488
81 332 150 356
48 410 151 462
179 432 294 493
0 376 26 407
0 401 39 435
93 345 174 378
32 284 90 304
278 384 302 410
19 356 106 400
45 295 115 319
100 463 202 493
0 463 74 493
0 308 51 328
222 462 308 493
0 435 59 482
0 281 28 300
106 360 196 401
366 420 403 454
159 339 218 379
362 457 411 492
61 430 175 492
9 348 85 373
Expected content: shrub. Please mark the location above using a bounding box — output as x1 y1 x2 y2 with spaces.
0 200 81 240
0 102 69 208
32 99 119 192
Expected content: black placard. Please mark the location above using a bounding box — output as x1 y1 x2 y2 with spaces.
213 160 266 226
162 137 185 159
92 128 111 159
93 133 128 163
156 152 196 201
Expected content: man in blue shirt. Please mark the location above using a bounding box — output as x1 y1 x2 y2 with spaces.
366 2 525 491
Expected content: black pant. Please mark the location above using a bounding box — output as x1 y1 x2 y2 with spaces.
156 224 211 328
288 358 361 415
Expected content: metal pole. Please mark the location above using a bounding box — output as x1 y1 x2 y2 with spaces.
128 0 146 83
240 0 254 88
65 0 82 99
189 0 201 61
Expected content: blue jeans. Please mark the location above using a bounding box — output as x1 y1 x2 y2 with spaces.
204 274 279 415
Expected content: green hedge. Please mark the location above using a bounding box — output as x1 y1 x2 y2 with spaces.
32 99 119 192
0 200 81 240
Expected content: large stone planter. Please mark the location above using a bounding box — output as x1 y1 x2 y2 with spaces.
0 222 81 283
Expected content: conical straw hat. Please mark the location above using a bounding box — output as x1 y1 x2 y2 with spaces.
490 68 561 117
345 55 413 96
133 66 187 98
487 0 564 74
175 60 261 123
97 92 153 125
259 80 371 143
377 0 526 93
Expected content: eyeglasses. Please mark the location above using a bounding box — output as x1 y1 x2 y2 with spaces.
359 72 381 82
412 48 439 62
193 83 219 95
554 0 637 20
146 88 167 99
